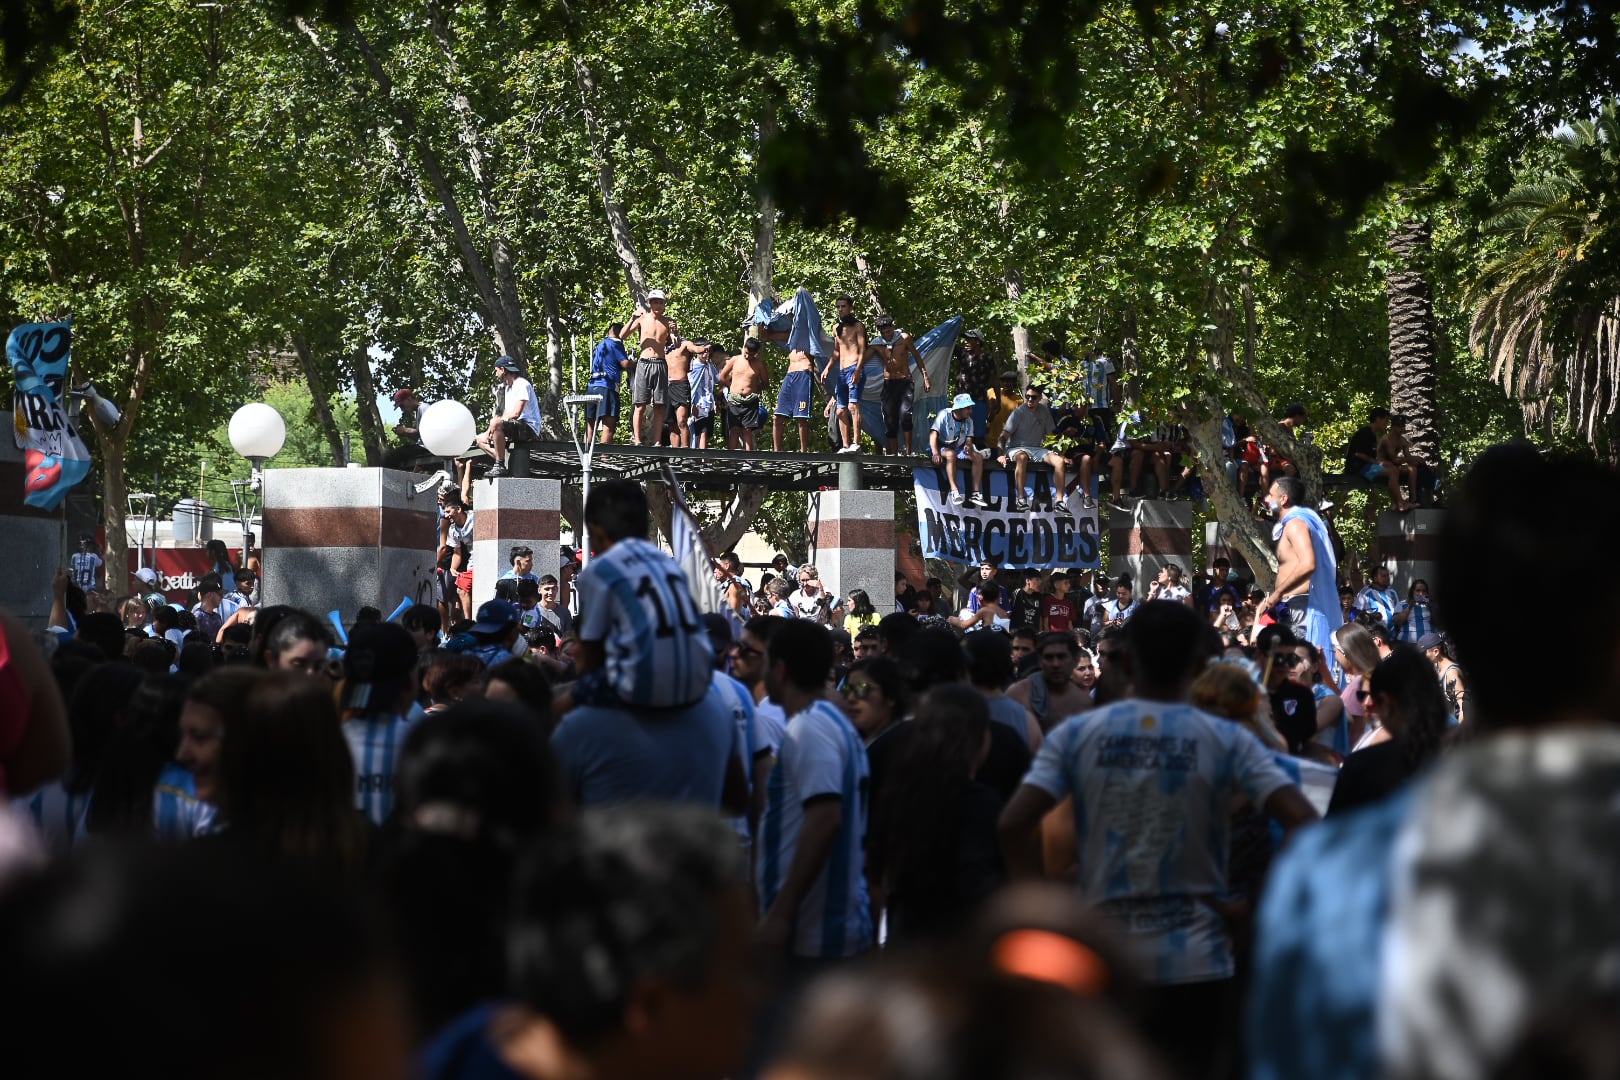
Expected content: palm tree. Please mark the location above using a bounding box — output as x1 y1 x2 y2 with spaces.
1388 219 1440 466
1467 104 1620 461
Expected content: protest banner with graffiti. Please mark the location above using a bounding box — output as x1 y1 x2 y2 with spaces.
912 464 1101 569
8 321 91 511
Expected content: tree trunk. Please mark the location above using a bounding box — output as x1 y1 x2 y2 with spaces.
99 439 130 595
853 249 884 315
705 485 771 554
542 279 565 432
1222 273 1325 506
349 344 387 465
1004 266 1031 385
1386 219 1440 465
1119 304 1139 403
573 56 649 305
1184 397 1277 585
291 332 347 465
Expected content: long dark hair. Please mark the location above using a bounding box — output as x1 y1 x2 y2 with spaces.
63 663 148 796
1369 644 1449 773
87 674 187 836
848 589 876 618
845 657 909 722
218 673 368 881
871 685 991 931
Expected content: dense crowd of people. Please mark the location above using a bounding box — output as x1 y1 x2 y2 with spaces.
1 444 1614 1080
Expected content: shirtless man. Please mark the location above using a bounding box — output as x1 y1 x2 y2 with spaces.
873 313 931 455
826 294 867 453
772 347 818 452
1006 630 1093 731
718 338 770 451
664 334 701 448
621 288 675 446
1378 413 1425 508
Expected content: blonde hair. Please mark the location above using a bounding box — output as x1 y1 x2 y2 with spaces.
1191 663 1287 752
1333 623 1381 676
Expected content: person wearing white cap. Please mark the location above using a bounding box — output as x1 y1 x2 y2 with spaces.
929 394 990 506
132 566 160 589
622 288 676 445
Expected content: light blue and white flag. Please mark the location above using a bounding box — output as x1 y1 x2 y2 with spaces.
8 321 92 511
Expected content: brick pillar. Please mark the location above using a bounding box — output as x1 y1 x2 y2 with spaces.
1108 500 1193 589
810 490 896 611
1377 509 1442 597
0 410 61 625
262 468 438 618
471 477 561 607
1204 521 1255 579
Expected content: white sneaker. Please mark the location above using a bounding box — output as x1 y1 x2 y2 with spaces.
837 444 860 455
950 490 965 505
968 491 988 507
1013 498 1030 511
1055 501 1074 516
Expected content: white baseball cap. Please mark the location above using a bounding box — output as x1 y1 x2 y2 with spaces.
133 567 159 586
647 289 667 301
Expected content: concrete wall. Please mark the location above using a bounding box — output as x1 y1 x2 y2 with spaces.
262 468 438 618
1377 509 1443 597
470 477 561 607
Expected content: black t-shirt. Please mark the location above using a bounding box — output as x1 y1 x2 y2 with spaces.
1269 680 1318 754
1009 588 1044 632
1328 739 1425 816
1345 425 1379 474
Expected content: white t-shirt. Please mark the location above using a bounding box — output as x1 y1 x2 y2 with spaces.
1158 585 1191 603
756 699 874 959
753 697 787 757
576 537 714 709
497 375 544 432
1022 698 1293 984
789 587 837 622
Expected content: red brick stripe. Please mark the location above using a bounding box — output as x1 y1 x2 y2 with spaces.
1110 525 1192 557
473 508 561 544
0 460 69 519
814 517 897 550
266 506 436 549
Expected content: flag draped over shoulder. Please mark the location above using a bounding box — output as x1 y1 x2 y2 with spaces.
909 315 962 453
8 321 92 511
748 286 831 359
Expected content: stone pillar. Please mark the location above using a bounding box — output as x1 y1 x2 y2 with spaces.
262 468 438 619
470 477 561 607
1109 500 1193 590
0 411 63 625
810 490 896 611
1377 509 1442 596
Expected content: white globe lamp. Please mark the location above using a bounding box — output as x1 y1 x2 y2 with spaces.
228 403 286 467
419 399 478 458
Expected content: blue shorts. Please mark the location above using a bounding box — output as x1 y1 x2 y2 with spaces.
775 369 814 419
585 381 619 421
834 363 865 409
1359 462 1386 481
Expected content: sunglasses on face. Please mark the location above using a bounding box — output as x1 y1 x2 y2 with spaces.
1356 688 1373 701
843 682 877 701
1271 653 1303 668
732 642 762 659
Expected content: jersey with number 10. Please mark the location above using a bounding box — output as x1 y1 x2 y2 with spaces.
577 537 714 709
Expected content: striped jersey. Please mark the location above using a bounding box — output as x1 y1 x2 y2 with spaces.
1022 699 1293 984
1396 601 1432 643
1354 585 1400 627
153 762 216 838
714 672 760 845
13 781 90 852
576 537 714 709
757 699 873 959
343 712 413 825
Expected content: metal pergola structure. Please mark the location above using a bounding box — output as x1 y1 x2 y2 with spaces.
512 442 923 491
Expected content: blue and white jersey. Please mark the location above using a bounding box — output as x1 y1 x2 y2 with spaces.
12 781 90 852
219 591 254 623
1021 698 1294 984
1396 601 1432 643
576 537 714 709
1081 355 1116 408
69 550 103 590
931 407 972 447
343 712 413 825
689 361 717 421
153 762 217 838
715 672 759 844
757 699 873 959
1354 585 1400 626
1310 682 1350 757
1103 598 1138 624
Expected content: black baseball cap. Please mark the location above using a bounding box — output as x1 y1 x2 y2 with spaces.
340 622 418 713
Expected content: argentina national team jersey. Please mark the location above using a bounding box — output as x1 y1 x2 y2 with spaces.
153 762 217 838
13 781 90 852
757 699 873 959
713 672 759 846
576 537 714 709
1022 699 1293 984
343 713 413 825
